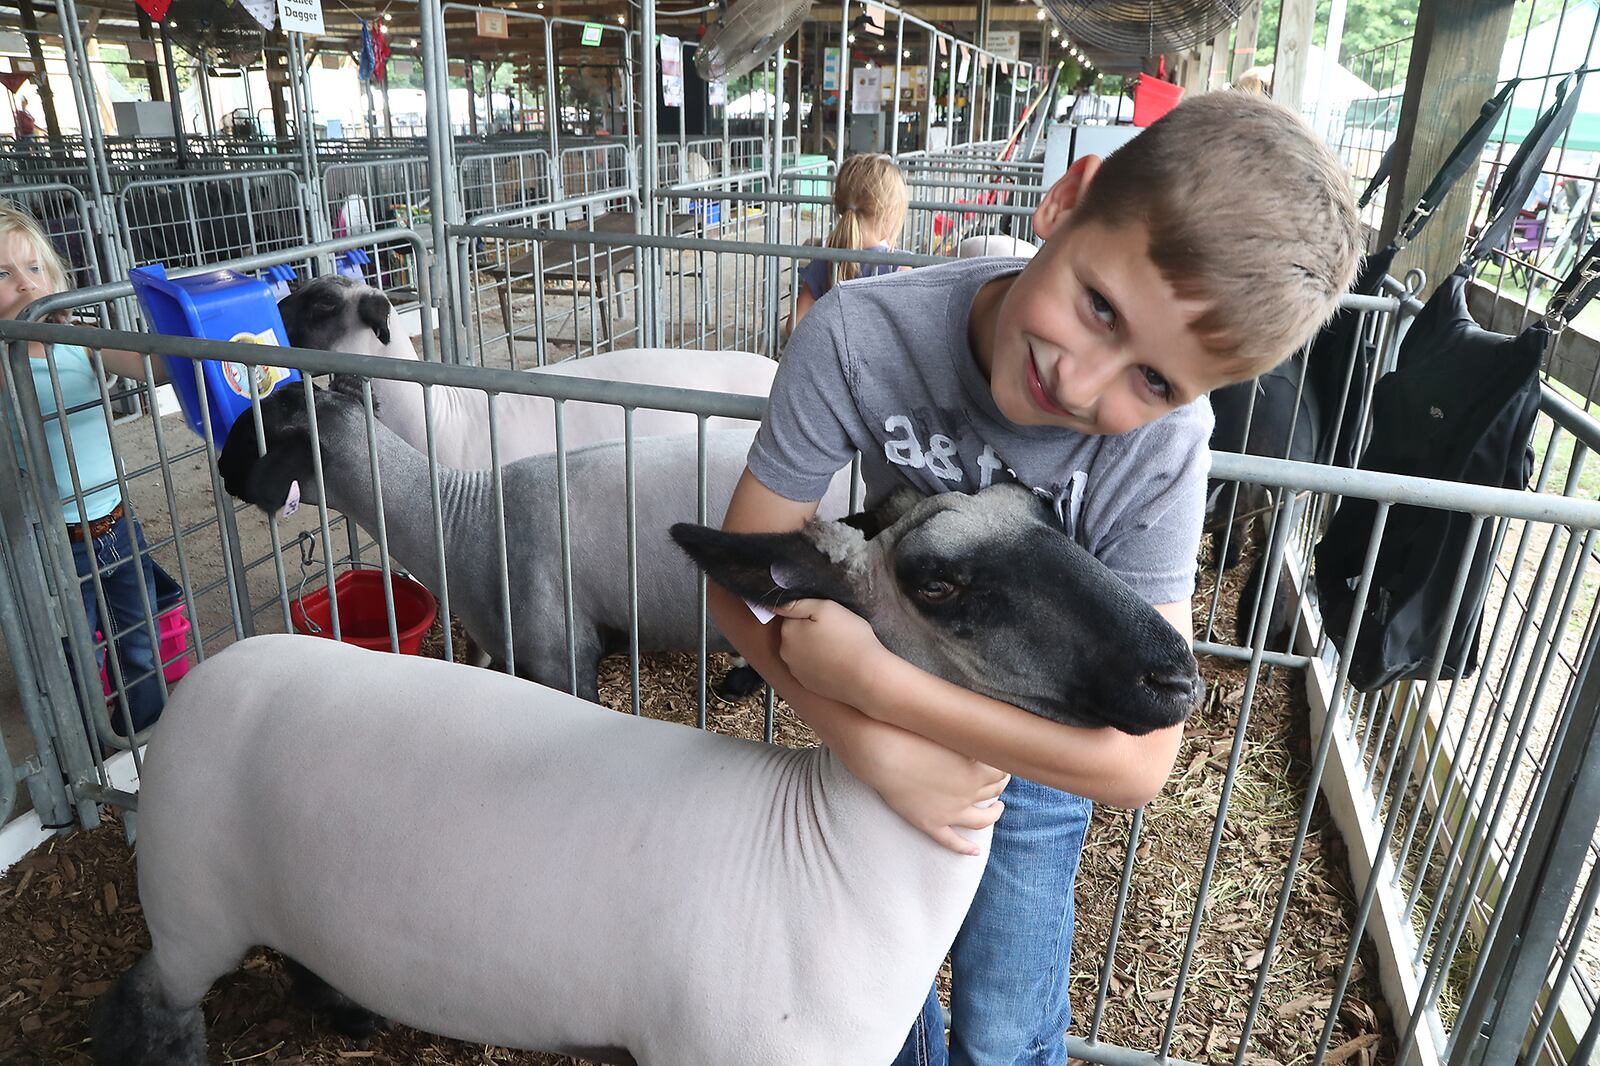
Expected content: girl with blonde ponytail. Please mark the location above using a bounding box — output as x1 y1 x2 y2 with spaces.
788 153 909 333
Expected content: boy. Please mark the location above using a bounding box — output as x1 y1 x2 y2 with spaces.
708 92 1363 1065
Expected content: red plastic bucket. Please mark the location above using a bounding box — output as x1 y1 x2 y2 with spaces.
1132 76 1184 127
290 569 438 655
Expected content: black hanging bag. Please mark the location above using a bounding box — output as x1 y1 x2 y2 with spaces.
1313 72 1591 693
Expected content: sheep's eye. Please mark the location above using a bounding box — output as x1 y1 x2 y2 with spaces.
914 579 959 604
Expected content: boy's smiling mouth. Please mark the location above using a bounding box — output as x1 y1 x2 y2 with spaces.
1026 343 1084 422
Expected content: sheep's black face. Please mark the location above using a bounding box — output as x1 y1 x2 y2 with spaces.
278 275 393 352
673 484 1201 736
217 386 339 514
877 489 1199 733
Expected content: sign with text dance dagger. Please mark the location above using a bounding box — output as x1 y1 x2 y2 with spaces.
277 0 324 35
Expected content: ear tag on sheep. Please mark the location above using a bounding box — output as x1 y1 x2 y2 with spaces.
280 480 301 519
742 562 797 625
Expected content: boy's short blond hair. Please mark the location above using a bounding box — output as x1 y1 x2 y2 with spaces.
1071 92 1362 371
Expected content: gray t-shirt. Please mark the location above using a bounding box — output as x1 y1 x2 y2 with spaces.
749 256 1213 605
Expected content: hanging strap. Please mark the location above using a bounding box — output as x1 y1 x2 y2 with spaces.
1541 235 1600 335
1357 142 1396 210
1466 71 1588 265
1392 79 1520 246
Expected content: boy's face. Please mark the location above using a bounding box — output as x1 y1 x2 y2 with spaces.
971 158 1244 437
0 233 56 322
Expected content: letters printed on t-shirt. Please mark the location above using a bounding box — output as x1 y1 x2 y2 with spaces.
883 413 1005 488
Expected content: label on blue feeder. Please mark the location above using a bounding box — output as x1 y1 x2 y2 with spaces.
128 264 302 445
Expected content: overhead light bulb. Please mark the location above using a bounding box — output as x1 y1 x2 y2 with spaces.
1035 7 1045 18
848 32 856 42
903 49 911 57
1050 27 1059 37
382 11 392 20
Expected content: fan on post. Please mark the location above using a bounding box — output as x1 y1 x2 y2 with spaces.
160 0 270 67
694 0 812 81
1041 0 1242 60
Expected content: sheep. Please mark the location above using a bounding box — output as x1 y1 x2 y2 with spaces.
276 274 779 470
1206 360 1317 648
216 381 850 701
91 481 1202 1066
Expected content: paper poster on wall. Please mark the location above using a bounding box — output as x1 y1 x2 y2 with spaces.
708 78 726 107
659 34 684 108
276 0 323 35
881 69 895 105
851 67 880 114
475 10 509 38
822 46 841 90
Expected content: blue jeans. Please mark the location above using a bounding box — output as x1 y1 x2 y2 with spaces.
890 777 1093 1066
69 512 166 735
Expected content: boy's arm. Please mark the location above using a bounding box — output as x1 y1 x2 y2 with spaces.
710 471 1012 855
769 596 1191 808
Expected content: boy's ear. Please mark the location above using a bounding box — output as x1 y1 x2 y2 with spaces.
1034 155 1102 242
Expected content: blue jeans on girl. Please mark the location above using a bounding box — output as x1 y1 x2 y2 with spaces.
70 511 166 735
890 776 1093 1066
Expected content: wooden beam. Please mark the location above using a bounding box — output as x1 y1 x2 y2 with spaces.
17 0 64 142
1271 0 1314 110
1231 0 1261 83
1379 0 1518 291
134 7 163 100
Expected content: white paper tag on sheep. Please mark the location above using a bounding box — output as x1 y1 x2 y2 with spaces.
744 561 800 625
280 480 301 519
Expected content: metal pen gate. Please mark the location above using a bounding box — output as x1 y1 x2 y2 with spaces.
7 217 1600 1061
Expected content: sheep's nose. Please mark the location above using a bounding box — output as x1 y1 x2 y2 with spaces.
1142 668 1203 709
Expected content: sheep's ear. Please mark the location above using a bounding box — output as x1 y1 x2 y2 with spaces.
356 290 392 346
838 487 922 540
670 524 861 613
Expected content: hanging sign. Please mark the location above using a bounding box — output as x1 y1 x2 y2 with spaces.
134 0 172 22
476 10 509 39
862 3 885 34
0 71 29 94
239 0 277 31
0 32 27 54
390 58 413 78
276 0 324 35
822 46 841 91
989 30 1020 62
125 39 157 62
937 36 947 56
659 34 684 108
957 45 970 82
581 21 604 46
320 52 343 69
851 67 880 114
708 78 726 107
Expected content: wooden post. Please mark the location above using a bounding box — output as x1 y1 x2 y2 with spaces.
135 8 164 101
1231 0 1261 84
1272 0 1315 111
17 0 64 141
1379 0 1518 290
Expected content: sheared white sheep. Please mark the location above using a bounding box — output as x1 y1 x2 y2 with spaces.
91 482 1201 1066
276 275 778 470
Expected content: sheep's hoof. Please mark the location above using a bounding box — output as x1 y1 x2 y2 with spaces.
91 954 207 1066
285 957 390 1041
712 664 766 701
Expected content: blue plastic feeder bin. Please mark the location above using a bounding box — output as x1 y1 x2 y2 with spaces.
128 264 302 443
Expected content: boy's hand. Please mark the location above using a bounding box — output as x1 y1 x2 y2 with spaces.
852 724 1010 856
770 598 889 705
